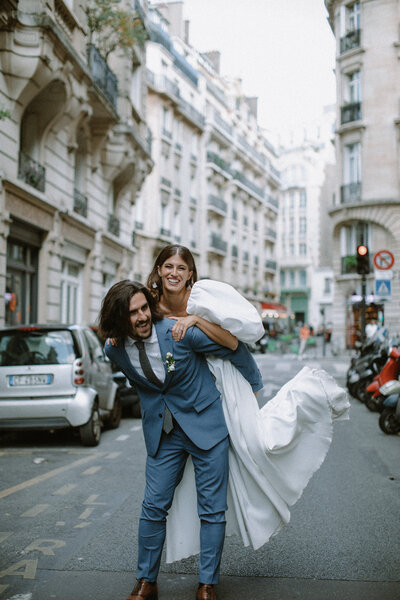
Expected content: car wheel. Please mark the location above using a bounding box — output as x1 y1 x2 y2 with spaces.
79 405 101 446
379 408 400 434
105 391 122 430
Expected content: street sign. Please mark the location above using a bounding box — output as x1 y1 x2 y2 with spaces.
373 249 394 270
375 279 391 297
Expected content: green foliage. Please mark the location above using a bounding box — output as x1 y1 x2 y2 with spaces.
0 107 11 120
85 0 147 61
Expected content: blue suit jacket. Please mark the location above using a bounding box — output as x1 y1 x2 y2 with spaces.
105 318 263 457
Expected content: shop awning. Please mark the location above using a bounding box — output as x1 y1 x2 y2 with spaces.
261 302 289 318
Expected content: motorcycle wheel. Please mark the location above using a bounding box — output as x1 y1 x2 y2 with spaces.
353 380 369 403
366 394 380 412
378 408 400 435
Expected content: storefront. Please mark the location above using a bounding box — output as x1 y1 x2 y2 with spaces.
261 302 294 335
345 293 385 348
5 219 43 326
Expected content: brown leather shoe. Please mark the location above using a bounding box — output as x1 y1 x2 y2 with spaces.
125 579 158 600
196 583 216 600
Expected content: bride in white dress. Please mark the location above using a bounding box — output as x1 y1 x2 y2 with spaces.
146 245 350 564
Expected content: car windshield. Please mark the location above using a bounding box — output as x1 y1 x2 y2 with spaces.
0 329 78 366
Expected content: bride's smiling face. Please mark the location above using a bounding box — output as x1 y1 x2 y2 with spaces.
158 254 193 293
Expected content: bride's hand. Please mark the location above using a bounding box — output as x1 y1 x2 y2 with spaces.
106 337 118 346
170 316 198 341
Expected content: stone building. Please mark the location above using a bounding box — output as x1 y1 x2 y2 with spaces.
325 0 400 348
133 0 280 308
278 107 336 331
0 0 152 327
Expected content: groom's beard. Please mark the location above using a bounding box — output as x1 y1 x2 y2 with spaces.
132 319 152 340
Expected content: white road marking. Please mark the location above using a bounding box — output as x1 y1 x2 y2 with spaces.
78 508 95 520
53 483 77 495
130 426 142 432
21 505 49 518
81 466 101 475
115 434 130 441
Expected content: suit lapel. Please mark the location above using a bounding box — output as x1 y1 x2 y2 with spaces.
155 319 175 388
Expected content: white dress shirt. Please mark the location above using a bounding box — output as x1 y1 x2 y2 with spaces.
125 326 166 383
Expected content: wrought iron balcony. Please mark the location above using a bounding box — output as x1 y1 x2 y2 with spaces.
232 170 265 199
214 111 233 136
266 195 279 211
160 176 172 188
209 232 227 254
265 259 277 271
87 44 118 109
208 194 227 214
108 214 120 236
177 97 205 129
340 29 361 54
162 128 172 139
18 151 45 192
73 188 88 217
341 102 361 125
147 69 180 100
265 227 277 240
207 151 231 175
340 182 362 204
237 135 266 166
160 227 171 238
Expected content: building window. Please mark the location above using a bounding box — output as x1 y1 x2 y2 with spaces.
344 142 361 184
289 270 295 287
289 216 295 235
347 71 361 104
299 242 307 255
60 260 82 324
289 243 295 256
324 278 332 294
299 269 307 287
299 217 307 236
289 191 295 210
299 190 307 208
280 269 286 287
348 2 360 31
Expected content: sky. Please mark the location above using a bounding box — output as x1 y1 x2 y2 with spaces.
182 0 336 142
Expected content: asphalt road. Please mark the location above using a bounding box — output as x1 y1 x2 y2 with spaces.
0 353 399 600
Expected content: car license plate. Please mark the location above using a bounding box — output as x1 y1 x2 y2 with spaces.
9 374 52 386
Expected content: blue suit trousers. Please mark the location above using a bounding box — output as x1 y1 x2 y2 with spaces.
137 422 229 584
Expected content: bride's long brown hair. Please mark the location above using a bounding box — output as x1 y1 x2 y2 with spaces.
147 245 198 301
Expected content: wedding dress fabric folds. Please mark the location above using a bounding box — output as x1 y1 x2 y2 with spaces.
165 280 350 563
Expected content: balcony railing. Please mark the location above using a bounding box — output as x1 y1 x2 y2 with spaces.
209 232 227 254
108 214 120 236
160 227 171 237
232 170 265 198
265 227 277 240
341 102 361 125
207 151 231 175
265 259 277 271
160 176 172 188
18 151 45 192
237 135 266 166
214 111 233 136
208 194 227 214
148 23 198 86
266 195 279 210
178 97 205 129
73 188 88 218
147 69 180 100
341 182 362 204
87 44 118 109
340 29 361 54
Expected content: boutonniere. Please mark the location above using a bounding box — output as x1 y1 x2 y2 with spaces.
165 352 176 373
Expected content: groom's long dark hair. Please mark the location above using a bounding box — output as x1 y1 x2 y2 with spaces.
97 280 162 341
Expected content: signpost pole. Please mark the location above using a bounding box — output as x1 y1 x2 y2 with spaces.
361 273 366 345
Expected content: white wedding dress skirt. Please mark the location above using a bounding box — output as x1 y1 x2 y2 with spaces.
165 280 350 563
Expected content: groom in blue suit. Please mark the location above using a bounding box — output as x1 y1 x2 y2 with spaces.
98 281 263 600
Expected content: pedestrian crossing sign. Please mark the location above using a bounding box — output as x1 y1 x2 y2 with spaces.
375 279 391 297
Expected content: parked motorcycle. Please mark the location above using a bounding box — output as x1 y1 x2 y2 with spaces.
376 374 400 434
364 345 400 412
346 339 388 402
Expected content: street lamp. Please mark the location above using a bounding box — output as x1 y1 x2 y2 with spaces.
356 245 370 344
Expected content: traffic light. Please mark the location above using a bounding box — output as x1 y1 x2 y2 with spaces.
356 245 370 275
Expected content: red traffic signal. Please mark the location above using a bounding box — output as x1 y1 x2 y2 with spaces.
356 245 370 275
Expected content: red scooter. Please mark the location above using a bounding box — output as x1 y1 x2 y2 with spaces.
365 345 400 412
